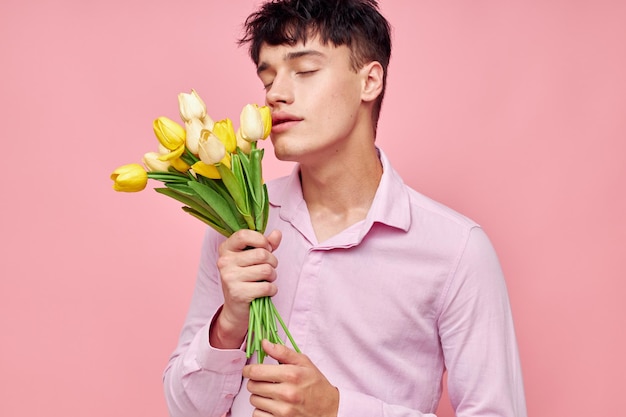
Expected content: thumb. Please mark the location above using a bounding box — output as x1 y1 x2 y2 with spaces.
267 230 282 252
262 339 306 365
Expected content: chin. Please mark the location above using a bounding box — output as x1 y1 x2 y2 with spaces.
270 133 319 164
270 137 298 162
273 149 299 163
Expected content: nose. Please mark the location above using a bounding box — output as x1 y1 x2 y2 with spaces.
265 73 294 107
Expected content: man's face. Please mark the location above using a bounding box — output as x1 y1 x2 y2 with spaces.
256 37 365 165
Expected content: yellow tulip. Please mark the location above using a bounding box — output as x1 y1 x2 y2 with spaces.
212 118 237 153
198 130 226 165
239 104 264 142
170 157 191 172
178 89 207 122
111 163 148 192
143 152 171 172
153 117 186 151
191 161 221 179
240 104 272 143
259 105 272 139
220 152 232 168
157 142 185 161
154 144 188 171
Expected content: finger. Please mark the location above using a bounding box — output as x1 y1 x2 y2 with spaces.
250 395 280 417
266 229 282 252
221 252 279 285
262 339 309 366
220 229 273 253
251 408 273 417
232 264 279 285
226 280 277 303
250 393 288 417
240 246 279 270
243 361 289 384
218 242 278 276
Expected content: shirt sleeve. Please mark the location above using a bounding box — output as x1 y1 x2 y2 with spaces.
437 226 527 417
163 229 246 417
336 227 525 417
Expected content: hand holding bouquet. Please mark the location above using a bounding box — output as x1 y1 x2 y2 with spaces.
111 90 299 362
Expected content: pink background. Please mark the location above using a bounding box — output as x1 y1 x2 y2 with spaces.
1 0 624 416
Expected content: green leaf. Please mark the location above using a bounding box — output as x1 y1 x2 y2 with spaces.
249 148 265 206
237 150 255 201
258 184 269 233
155 187 234 235
182 207 231 237
217 164 255 230
197 179 249 230
186 181 246 233
236 152 254 198
232 154 252 222
162 182 195 194
237 148 250 164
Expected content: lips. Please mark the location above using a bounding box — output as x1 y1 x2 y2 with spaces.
272 112 301 124
271 112 302 133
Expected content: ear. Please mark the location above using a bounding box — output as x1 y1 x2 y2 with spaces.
360 61 384 103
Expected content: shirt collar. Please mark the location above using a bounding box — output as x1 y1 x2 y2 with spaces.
366 148 412 233
268 148 412 246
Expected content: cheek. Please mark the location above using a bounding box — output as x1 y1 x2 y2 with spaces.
324 87 360 125
323 78 358 107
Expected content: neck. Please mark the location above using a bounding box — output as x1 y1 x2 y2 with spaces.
299 143 383 243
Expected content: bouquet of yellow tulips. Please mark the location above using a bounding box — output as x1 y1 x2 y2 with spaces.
111 90 299 363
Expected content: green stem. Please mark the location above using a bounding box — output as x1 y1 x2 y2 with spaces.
270 300 300 353
246 306 254 357
147 171 189 182
181 147 200 165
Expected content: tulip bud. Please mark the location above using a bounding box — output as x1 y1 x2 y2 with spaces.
153 117 186 151
143 152 171 172
202 113 215 132
198 130 226 165
111 163 148 192
184 118 204 155
236 128 251 154
212 118 237 153
158 143 169 154
178 89 207 122
239 104 264 143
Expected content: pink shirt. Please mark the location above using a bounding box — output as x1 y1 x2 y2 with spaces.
163 149 527 417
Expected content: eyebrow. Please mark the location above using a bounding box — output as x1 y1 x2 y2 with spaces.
256 49 326 75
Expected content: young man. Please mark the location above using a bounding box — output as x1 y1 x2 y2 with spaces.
163 1 527 416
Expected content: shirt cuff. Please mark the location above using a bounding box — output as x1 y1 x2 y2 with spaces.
192 317 247 374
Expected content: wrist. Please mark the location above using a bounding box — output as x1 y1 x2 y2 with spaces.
209 306 248 349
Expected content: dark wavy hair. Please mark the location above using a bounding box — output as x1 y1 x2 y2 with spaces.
238 0 392 129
